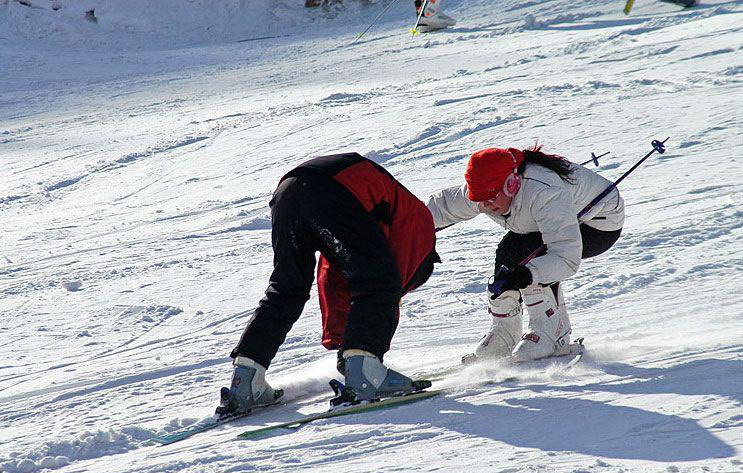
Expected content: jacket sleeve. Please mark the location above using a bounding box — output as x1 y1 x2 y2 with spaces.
524 185 582 284
426 184 481 230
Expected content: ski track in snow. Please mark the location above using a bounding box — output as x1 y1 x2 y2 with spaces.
1 0 742 472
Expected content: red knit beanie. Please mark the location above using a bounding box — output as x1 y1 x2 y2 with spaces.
465 148 525 201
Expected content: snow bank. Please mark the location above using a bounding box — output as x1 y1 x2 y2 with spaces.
0 0 283 48
0 0 382 49
0 427 155 473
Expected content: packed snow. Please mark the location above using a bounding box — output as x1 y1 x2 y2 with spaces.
1 0 741 472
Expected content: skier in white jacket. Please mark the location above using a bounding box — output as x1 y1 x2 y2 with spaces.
427 146 624 361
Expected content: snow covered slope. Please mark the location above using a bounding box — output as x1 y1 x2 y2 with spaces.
1 0 741 472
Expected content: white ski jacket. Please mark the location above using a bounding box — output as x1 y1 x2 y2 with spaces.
426 162 624 285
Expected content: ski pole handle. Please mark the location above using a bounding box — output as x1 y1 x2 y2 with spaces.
486 265 511 295
581 151 610 167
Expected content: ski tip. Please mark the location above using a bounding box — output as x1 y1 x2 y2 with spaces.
412 379 432 390
461 353 478 365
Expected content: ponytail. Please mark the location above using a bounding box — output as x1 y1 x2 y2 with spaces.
518 145 574 183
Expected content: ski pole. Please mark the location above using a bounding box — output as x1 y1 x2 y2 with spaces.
411 0 430 35
624 0 636 15
581 151 610 167
489 138 669 296
353 0 402 44
578 138 667 219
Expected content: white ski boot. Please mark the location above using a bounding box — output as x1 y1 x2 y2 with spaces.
416 0 456 33
473 289 522 360
512 283 572 362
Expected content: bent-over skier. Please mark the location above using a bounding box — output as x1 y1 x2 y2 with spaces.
427 146 624 362
218 153 439 416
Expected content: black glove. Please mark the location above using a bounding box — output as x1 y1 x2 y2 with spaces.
489 265 533 298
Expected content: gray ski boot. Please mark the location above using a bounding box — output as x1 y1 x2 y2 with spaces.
215 356 283 417
332 350 430 406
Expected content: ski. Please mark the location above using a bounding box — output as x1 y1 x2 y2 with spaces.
236 341 585 439
659 0 697 7
565 338 585 367
237 34 291 44
151 341 584 445
147 401 282 446
414 338 585 383
236 389 441 439
458 337 585 369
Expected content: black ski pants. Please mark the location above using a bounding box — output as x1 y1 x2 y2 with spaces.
232 174 403 368
494 224 622 278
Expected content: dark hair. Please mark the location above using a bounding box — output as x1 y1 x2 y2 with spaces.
518 145 574 183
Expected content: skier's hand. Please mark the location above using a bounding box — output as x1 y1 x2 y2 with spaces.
488 265 533 298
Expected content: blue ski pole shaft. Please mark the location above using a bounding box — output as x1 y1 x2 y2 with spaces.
514 138 669 267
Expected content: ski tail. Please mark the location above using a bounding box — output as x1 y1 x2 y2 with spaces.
237 389 442 439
